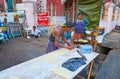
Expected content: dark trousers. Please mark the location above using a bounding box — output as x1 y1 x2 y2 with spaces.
29 34 38 38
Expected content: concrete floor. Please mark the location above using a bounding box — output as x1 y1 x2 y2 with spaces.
0 36 48 71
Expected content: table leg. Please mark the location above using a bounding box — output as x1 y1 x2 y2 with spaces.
87 40 97 79
87 60 94 79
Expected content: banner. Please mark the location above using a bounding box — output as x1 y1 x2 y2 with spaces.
37 12 49 26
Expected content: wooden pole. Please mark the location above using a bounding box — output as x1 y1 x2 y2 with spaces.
87 61 94 79
72 1 75 22
68 3 70 21
51 3 53 32
55 5 57 28
48 3 53 35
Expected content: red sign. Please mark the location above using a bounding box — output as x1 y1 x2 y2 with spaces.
37 12 48 17
37 12 49 26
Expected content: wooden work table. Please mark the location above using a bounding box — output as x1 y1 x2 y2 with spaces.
0 48 99 79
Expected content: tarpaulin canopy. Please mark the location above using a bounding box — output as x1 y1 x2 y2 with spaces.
77 0 103 29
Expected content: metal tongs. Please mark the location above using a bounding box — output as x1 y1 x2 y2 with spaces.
74 48 87 61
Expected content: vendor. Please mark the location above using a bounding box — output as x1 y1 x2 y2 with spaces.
46 22 74 53
72 12 90 43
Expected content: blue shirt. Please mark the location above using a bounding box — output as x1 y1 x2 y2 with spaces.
75 18 90 34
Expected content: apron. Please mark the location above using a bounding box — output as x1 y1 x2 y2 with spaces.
72 20 84 43
75 20 84 34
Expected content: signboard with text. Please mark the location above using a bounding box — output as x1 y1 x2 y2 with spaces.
37 12 49 26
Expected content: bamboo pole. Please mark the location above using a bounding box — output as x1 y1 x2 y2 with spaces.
68 3 70 22
48 3 53 35
72 1 75 22
55 5 57 28
50 3 53 33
